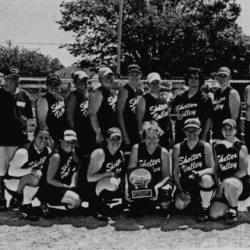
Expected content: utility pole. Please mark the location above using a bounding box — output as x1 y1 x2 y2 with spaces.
116 0 124 75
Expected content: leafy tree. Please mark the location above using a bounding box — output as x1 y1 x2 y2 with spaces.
0 41 64 77
58 0 250 77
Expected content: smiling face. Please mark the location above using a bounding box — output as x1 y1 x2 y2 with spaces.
222 124 236 141
145 130 160 150
128 71 142 86
34 130 50 151
107 135 122 152
74 77 88 94
184 127 201 141
47 81 60 94
149 80 161 95
217 73 230 88
99 73 114 90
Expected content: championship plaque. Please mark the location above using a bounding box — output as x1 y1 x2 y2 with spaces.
127 167 154 199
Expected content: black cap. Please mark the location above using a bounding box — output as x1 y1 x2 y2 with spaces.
128 64 141 73
46 75 61 85
3 67 20 76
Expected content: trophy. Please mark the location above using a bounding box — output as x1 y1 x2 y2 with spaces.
127 167 155 199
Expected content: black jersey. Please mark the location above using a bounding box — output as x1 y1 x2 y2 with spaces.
212 86 241 140
214 140 242 181
7 142 50 179
143 93 172 150
179 140 206 178
171 90 213 143
42 147 76 185
67 90 95 155
98 144 124 179
42 92 67 145
137 143 162 184
97 86 119 134
123 84 142 145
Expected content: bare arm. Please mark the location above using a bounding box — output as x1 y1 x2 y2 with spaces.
36 97 49 129
127 144 139 169
197 142 214 177
231 145 248 179
87 149 114 182
172 143 183 192
136 97 146 134
70 151 82 186
229 89 241 120
65 93 77 130
201 118 212 141
116 88 130 145
46 154 72 189
155 148 171 190
88 90 103 144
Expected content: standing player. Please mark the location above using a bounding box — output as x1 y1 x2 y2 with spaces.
172 118 215 222
36 75 67 148
136 72 173 150
171 67 213 144
210 119 250 224
0 67 33 211
37 130 82 216
244 85 250 153
87 127 124 221
212 67 241 142
89 67 119 145
126 120 173 217
5 128 51 220
116 64 142 156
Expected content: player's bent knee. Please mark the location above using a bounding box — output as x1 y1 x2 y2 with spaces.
200 174 214 188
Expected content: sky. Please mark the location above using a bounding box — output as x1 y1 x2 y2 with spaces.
0 0 249 68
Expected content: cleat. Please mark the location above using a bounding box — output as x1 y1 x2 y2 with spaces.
0 198 7 212
225 211 238 225
197 207 209 223
91 210 109 221
20 204 39 221
40 202 50 218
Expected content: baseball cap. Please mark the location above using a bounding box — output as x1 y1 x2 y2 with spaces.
46 75 61 85
63 130 77 141
217 67 231 76
222 119 237 129
147 72 161 84
4 67 20 77
210 72 217 76
128 64 141 73
73 71 89 80
183 118 201 130
106 127 122 139
98 67 113 78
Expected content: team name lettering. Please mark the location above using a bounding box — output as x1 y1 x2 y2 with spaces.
108 95 117 111
106 159 122 172
80 101 89 117
139 159 161 167
181 161 202 172
51 101 65 118
60 157 73 178
179 153 202 165
220 162 237 171
29 156 47 169
176 103 197 117
217 153 237 163
129 96 141 113
150 104 169 120
213 97 225 111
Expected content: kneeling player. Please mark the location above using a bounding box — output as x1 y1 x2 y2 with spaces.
210 119 250 224
87 127 125 221
172 118 215 222
126 120 173 218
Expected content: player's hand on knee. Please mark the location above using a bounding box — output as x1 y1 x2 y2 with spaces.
180 190 191 201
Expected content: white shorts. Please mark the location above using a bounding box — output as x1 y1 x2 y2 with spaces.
0 146 18 176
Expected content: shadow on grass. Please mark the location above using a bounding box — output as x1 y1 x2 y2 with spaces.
0 205 250 232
